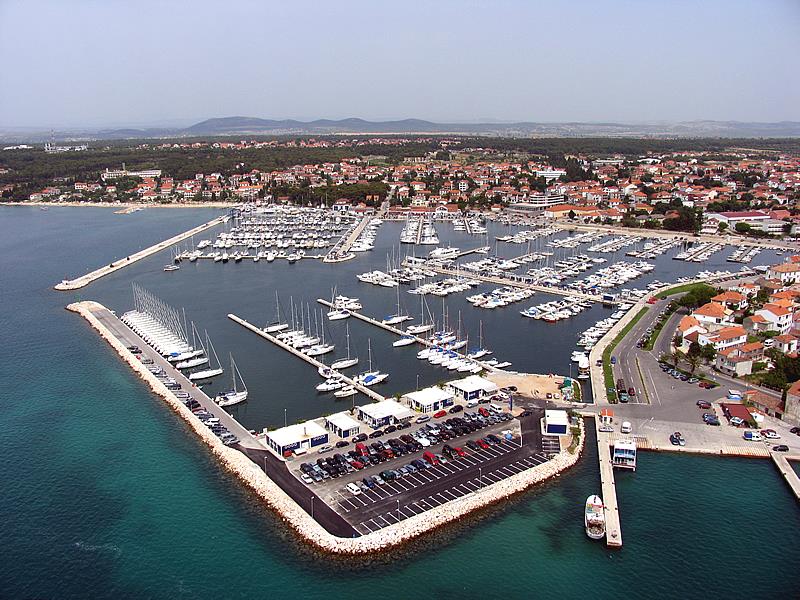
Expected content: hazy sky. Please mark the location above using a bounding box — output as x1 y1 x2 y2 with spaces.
1 0 799 127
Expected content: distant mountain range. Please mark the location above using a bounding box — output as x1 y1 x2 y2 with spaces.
2 117 800 142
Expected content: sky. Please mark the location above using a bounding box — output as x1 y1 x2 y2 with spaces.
1 0 799 128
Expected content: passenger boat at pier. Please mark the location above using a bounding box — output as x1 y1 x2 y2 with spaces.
584 495 606 540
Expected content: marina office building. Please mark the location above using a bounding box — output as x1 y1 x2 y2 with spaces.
447 375 499 403
402 387 455 414
356 399 415 429
324 411 362 439
265 420 329 456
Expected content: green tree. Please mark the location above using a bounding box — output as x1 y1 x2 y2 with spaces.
718 221 728 232
735 222 751 234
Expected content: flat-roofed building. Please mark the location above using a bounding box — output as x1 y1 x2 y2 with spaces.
447 375 499 402
324 411 361 439
402 386 455 414
356 399 415 429
265 420 329 456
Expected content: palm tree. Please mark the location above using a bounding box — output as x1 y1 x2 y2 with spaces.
671 349 684 369
687 353 701 374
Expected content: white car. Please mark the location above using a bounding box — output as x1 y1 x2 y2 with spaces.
301 474 313 484
416 436 431 447
761 429 781 440
317 444 333 454
599 424 614 433
346 482 362 495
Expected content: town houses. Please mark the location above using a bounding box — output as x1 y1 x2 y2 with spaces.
5 141 799 234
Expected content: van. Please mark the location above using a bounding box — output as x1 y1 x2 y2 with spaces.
620 421 632 434
489 403 504 414
743 431 762 442
466 399 479 408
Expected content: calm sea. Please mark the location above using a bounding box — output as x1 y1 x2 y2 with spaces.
1 206 798 599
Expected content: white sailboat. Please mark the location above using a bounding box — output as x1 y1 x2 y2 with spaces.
354 339 388 386
216 354 248 407
264 292 289 333
406 295 434 335
393 335 416 347
189 332 224 381
382 283 413 325
331 323 359 370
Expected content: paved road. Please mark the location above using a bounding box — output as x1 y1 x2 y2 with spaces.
90 305 260 447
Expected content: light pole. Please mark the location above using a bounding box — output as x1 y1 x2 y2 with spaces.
397 499 400 521
284 408 287 428
479 467 482 489
311 496 315 519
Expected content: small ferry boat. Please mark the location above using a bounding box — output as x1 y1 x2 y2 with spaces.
584 495 606 540
163 264 180 272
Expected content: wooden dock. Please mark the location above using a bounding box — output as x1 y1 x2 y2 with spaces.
315 299 501 373
227 313 386 402
54 214 227 290
771 453 800 501
594 418 623 547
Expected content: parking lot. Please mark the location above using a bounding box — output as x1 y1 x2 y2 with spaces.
292 410 548 534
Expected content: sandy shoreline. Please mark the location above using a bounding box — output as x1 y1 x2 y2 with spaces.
68 299 585 555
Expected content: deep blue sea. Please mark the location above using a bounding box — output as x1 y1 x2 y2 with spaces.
1 205 798 599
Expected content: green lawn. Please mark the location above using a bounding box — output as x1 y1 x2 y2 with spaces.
654 281 712 299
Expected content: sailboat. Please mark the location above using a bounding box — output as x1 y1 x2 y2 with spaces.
406 295 435 335
306 310 335 356
354 339 388 386
393 335 416 347
265 292 289 333
331 323 359 370
467 321 493 359
189 332 224 381
382 283 413 326
216 354 248 407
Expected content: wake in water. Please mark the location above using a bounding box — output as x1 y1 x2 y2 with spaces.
73 541 122 556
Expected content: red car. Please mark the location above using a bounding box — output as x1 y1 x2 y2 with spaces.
433 410 447 419
355 442 369 457
476 439 489 450
423 451 439 465
453 446 466 457
351 460 364 470
478 407 490 417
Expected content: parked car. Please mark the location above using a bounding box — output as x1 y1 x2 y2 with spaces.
743 431 763 442
416 414 431 424
773 444 789 452
696 400 712 409
422 451 439 465
449 404 464 413
346 482 362 495
317 444 333 454
351 433 368 443
761 429 781 440
433 410 447 419
730 416 744 427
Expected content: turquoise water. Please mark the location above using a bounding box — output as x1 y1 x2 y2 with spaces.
1 206 798 599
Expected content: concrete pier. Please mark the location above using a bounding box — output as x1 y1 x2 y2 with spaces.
315 299 501 373
594 418 623 547
771 453 800 501
414 262 611 303
69 301 262 449
227 313 386 402
54 214 227 290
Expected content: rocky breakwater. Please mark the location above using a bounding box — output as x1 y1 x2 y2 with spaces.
69 300 585 554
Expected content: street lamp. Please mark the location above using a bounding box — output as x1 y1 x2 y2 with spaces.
284 408 287 428
311 496 315 519
479 467 483 489
397 499 400 522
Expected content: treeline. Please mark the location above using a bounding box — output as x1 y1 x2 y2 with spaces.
270 182 389 206
0 142 438 196
452 137 800 157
